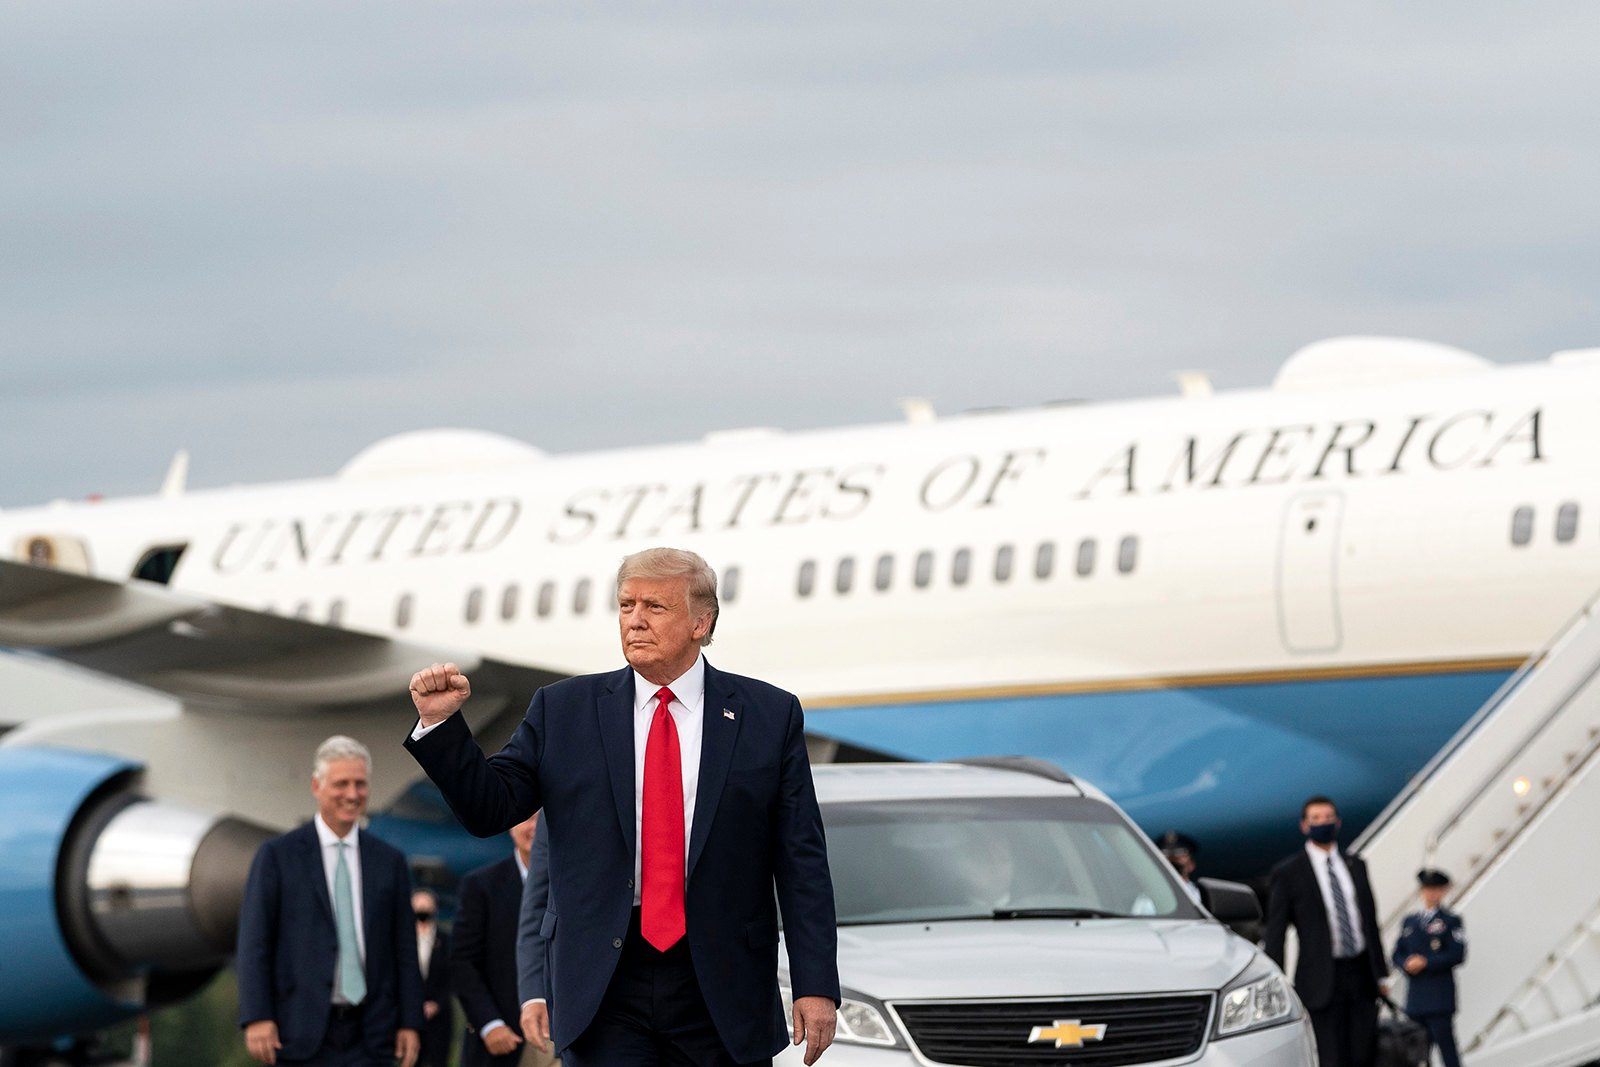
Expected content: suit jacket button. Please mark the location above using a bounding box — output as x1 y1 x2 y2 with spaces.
612 937 623 949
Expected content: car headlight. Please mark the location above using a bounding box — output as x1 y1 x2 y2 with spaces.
780 982 904 1048
1216 955 1300 1038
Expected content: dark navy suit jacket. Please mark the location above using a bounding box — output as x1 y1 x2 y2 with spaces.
1263 847 1385 1011
406 662 840 1063
515 817 552 1005
452 855 525 1066
236 822 425 1061
1392 908 1466 1016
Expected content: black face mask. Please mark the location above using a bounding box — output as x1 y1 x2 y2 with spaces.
1305 822 1339 846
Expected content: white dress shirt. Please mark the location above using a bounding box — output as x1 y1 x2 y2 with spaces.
314 813 366 1004
1305 840 1366 957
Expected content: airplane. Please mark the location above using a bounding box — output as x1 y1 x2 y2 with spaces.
0 334 1593 1044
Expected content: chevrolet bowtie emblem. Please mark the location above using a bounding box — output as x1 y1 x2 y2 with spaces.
1027 1020 1108 1048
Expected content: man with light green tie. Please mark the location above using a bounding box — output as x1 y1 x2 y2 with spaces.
238 736 425 1065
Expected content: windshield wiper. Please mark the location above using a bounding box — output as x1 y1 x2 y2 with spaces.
992 907 1126 920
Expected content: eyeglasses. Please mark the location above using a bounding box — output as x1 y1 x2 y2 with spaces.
415 912 437 922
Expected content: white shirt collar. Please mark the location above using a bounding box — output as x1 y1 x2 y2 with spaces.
633 654 706 715
515 849 529 882
315 812 359 848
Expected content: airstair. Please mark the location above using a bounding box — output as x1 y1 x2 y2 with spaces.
1353 590 1600 1067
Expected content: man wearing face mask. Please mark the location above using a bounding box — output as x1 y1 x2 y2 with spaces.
1263 796 1385 1067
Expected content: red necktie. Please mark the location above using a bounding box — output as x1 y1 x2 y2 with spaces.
641 686 686 950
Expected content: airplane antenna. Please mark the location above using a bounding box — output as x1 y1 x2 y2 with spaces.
160 449 189 499
1174 371 1213 399
899 397 936 424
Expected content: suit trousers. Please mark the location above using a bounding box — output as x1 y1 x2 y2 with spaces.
1309 958 1378 1067
563 910 769 1067
281 1004 388 1067
1419 1013 1461 1067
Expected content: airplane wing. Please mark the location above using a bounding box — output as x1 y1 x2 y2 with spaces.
0 559 565 714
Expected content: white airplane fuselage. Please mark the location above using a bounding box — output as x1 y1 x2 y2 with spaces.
5 340 1596 874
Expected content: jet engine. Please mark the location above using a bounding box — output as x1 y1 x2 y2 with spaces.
0 746 272 1042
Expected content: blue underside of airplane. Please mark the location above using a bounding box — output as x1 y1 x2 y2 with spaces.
805 667 1513 879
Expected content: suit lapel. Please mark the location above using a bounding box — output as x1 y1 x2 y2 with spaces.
301 823 335 927
687 662 741 881
597 666 637 857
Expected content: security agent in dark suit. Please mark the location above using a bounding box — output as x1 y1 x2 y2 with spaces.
237 735 424 1066
413 890 453 1067
1264 795 1386 1067
452 811 546 1066
1392 869 1466 1067
516 816 556 1058
406 547 839 1066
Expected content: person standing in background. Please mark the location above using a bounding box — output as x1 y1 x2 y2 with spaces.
453 812 548 1066
1392 869 1466 1067
414 890 453 1067
1263 796 1385 1067
237 735 423 1066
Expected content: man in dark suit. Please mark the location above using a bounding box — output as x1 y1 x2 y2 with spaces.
452 812 550 1066
516 816 555 1060
406 547 839 1066
413 889 453 1067
1391 868 1466 1067
237 735 424 1066
1264 795 1386 1067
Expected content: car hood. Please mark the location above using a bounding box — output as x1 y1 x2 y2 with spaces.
784 919 1259 1000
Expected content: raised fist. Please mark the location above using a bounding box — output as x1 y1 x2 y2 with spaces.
410 662 471 726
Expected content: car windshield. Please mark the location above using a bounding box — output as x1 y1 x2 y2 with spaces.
822 796 1195 926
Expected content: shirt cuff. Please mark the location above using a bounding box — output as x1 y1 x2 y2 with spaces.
410 718 445 741
520 999 547 1009
480 1019 506 1037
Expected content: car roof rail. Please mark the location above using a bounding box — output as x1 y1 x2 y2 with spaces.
949 755 1076 785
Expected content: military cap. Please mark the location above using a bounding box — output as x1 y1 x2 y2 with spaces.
1416 868 1452 887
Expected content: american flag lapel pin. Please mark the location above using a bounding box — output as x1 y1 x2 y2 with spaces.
723 708 735 720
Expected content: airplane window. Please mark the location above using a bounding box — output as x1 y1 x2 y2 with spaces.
836 557 856 595
1076 539 1096 577
914 550 934 588
1035 542 1055 579
951 548 971 586
133 543 187 585
465 587 483 623
573 578 592 615
396 594 414 629
798 560 816 597
536 581 556 617
1511 506 1533 547
1557 503 1579 544
875 554 893 592
501 584 520 620
293 601 312 620
1118 535 1138 574
724 566 740 603
328 599 345 626
994 545 1014 583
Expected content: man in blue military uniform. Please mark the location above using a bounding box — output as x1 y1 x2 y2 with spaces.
1391 869 1466 1067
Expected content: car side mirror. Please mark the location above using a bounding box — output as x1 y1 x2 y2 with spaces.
1196 877 1262 935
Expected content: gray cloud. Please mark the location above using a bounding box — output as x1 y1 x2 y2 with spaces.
3 2 1599 505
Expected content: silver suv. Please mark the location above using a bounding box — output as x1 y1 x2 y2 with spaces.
777 760 1316 1066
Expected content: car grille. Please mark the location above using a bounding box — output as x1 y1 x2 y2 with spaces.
890 994 1212 1066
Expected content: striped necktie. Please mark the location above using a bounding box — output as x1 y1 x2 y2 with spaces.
1327 854 1358 959
335 841 367 1003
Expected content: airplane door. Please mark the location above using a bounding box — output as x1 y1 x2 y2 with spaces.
1277 493 1343 653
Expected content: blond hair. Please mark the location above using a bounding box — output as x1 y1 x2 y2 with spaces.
617 547 719 645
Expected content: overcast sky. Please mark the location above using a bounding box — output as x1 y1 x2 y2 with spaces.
4 2 1599 506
